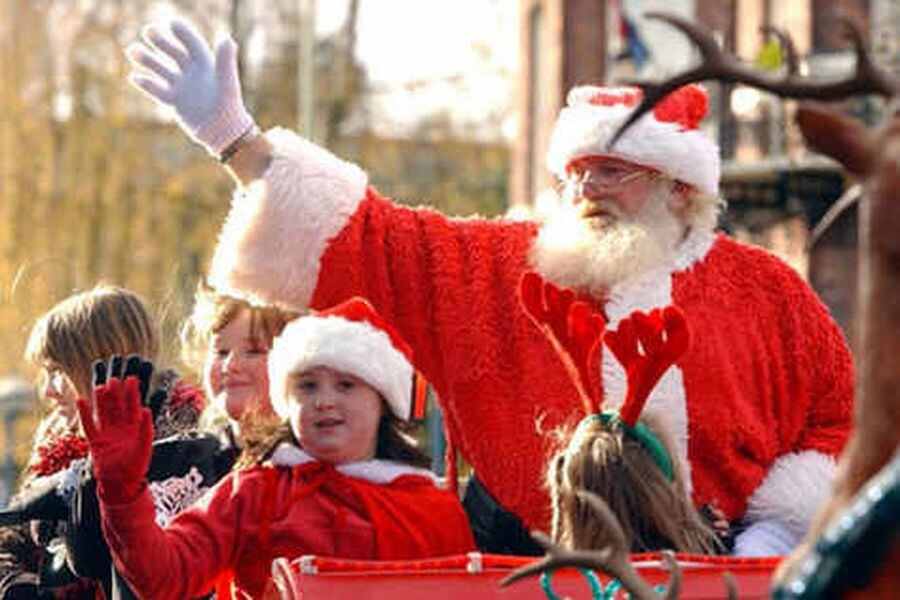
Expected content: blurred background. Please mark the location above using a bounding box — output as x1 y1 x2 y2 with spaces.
0 0 896 501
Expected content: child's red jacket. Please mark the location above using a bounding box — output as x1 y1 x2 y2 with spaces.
100 446 474 599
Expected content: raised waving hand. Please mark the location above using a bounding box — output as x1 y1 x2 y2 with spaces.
126 19 255 157
76 356 155 503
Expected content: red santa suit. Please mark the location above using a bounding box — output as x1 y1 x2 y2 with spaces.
100 445 474 599
209 87 853 556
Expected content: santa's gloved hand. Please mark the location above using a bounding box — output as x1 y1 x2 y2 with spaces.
76 375 153 505
125 18 255 157
734 519 797 556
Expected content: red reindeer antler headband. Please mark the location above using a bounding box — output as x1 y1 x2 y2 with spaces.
519 272 691 480
603 305 691 427
519 272 606 415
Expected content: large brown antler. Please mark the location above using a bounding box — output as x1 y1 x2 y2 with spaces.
609 12 898 148
501 491 682 600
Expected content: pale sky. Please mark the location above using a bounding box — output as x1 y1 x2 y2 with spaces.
316 0 520 140
142 0 520 140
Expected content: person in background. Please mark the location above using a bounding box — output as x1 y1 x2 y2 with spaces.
0 286 178 598
0 285 211 599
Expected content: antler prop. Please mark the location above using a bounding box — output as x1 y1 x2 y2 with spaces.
501 491 682 600
609 12 898 148
519 272 606 413
603 306 690 426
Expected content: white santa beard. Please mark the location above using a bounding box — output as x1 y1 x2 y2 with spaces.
530 185 684 293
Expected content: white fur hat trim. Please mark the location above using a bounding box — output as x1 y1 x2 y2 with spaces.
546 93 721 197
268 314 413 420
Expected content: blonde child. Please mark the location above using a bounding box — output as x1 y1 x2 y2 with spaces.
180 281 296 460
22 286 159 481
1 286 174 598
78 297 475 599
520 273 721 554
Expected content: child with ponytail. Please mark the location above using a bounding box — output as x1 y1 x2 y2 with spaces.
520 273 722 554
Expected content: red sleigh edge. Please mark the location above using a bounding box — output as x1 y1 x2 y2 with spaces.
270 552 780 599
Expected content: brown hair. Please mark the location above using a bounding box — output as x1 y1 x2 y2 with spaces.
25 285 158 398
375 411 431 468
180 280 297 375
235 401 431 470
22 285 158 485
547 413 718 554
180 281 296 432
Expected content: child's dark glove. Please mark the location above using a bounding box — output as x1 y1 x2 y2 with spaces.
93 354 167 423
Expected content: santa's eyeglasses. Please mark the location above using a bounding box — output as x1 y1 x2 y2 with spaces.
564 157 660 194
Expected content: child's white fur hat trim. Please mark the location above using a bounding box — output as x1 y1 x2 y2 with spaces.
268 299 414 420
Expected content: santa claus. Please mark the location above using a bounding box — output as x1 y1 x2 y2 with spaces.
126 19 854 556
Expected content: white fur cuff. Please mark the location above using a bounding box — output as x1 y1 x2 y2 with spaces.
744 450 837 540
734 519 797 556
209 127 369 309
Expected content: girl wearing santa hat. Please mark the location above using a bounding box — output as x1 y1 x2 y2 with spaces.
76 296 475 599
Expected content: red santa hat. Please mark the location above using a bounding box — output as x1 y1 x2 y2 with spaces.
546 84 720 197
268 297 422 421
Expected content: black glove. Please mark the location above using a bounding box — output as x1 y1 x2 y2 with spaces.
92 355 167 423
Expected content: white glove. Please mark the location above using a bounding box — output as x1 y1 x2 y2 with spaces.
126 19 255 156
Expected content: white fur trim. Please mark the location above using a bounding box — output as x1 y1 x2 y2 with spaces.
209 127 368 309
270 443 437 484
742 450 837 541
733 519 797 556
546 101 721 197
268 314 414 419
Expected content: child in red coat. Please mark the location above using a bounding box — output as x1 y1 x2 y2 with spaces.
77 297 475 599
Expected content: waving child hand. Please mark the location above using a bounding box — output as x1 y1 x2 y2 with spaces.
76 362 154 504
125 18 255 156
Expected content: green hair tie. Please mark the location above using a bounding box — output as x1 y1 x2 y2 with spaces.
580 411 675 482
